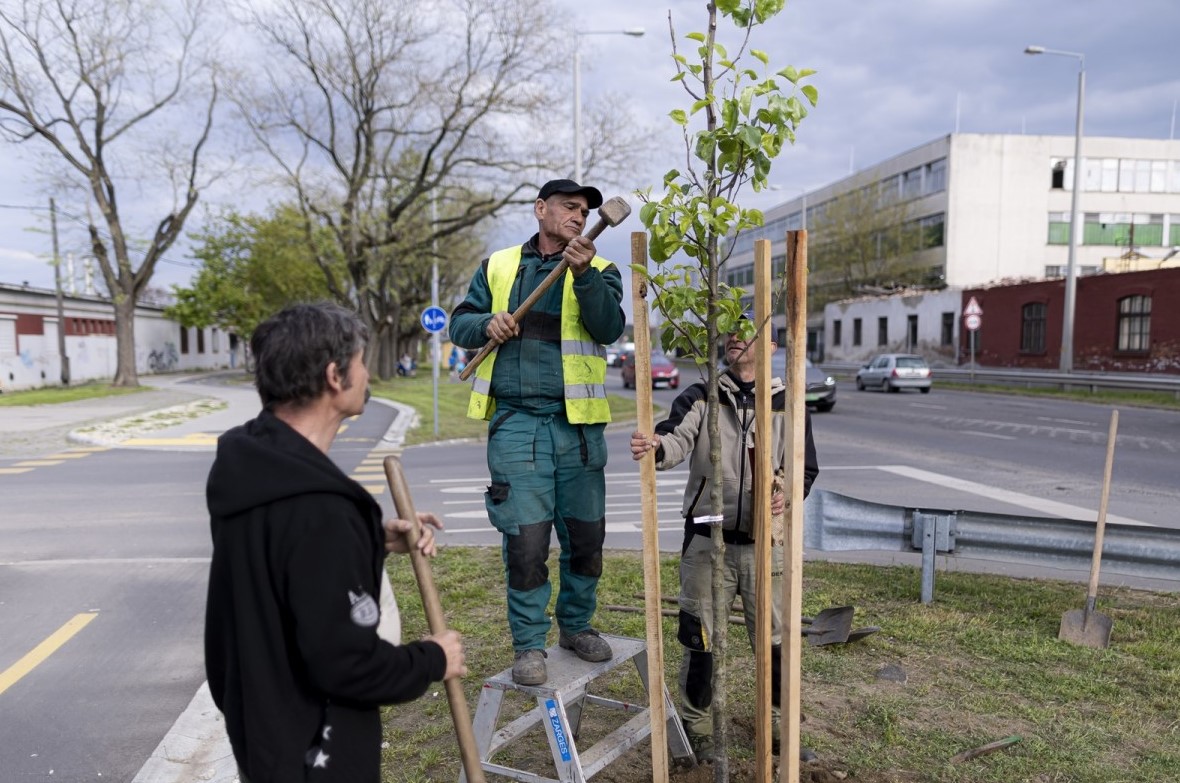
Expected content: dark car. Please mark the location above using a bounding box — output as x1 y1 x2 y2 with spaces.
769 352 837 412
855 353 932 393
621 350 680 389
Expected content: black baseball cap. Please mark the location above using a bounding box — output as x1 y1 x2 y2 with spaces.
537 179 603 209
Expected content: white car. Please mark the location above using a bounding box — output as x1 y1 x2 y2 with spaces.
856 353 932 393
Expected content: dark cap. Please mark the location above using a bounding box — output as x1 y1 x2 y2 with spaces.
537 179 603 209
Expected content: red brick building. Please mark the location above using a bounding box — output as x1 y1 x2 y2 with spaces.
960 268 1180 374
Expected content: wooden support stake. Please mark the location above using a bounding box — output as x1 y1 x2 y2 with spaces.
631 231 669 782
383 456 485 783
780 230 808 783
752 238 775 782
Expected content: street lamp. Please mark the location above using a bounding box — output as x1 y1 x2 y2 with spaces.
574 28 645 183
1025 44 1085 373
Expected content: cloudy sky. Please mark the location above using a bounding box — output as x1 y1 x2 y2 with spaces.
2 0 1178 300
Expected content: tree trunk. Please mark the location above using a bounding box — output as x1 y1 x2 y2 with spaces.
111 290 139 387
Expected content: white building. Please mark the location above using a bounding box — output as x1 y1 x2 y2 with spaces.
0 283 234 392
724 132 1180 360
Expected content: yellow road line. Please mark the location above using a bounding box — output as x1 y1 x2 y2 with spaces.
13 460 63 467
0 468 33 475
363 485 386 495
0 613 98 697
46 453 94 459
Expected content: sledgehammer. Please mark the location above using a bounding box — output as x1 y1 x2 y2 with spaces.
458 195 631 381
383 456 485 783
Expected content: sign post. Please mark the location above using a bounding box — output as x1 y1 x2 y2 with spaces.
963 297 983 383
421 305 448 436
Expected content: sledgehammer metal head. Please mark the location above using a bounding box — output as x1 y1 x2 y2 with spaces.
584 196 632 241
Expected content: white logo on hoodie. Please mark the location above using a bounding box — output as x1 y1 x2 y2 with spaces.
348 589 380 627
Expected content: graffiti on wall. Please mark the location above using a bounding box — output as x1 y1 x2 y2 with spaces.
147 342 179 373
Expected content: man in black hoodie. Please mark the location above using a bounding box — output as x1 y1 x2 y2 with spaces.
204 302 466 782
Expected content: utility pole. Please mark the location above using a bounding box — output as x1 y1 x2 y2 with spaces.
50 198 70 385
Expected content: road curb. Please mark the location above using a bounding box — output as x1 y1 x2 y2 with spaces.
131 682 237 783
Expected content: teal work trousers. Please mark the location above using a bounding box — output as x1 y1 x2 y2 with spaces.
483 409 607 651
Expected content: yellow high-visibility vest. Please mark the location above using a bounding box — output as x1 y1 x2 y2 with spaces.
467 246 611 423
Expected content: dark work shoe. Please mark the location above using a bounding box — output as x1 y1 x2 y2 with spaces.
687 732 714 764
559 628 613 662
511 649 547 685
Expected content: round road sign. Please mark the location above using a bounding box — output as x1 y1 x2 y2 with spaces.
420 306 448 334
964 313 982 332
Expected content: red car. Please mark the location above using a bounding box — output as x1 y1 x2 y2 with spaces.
621 351 680 389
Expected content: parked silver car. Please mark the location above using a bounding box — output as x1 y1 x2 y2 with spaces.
855 353 932 393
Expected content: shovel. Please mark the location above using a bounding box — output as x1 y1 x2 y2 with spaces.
800 605 855 646
1058 410 1118 649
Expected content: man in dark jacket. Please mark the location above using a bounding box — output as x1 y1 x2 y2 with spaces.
204 302 465 782
629 319 819 763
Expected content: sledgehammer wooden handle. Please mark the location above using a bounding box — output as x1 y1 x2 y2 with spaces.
458 196 630 382
383 456 485 783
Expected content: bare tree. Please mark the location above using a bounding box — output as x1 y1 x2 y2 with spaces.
808 183 934 309
235 0 656 376
0 0 221 386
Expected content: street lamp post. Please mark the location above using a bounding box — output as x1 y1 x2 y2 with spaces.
1025 44 1085 373
574 28 644 183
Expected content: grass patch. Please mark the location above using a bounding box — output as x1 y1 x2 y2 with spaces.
371 363 643 445
381 548 1180 782
935 381 1180 411
0 382 148 406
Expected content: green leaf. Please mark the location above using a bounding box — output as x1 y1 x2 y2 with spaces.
686 32 706 43
751 49 769 66
670 108 688 126
690 98 711 115
801 84 819 106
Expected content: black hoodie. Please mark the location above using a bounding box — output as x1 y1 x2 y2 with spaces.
204 410 446 782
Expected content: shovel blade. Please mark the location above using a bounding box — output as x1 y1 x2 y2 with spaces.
1058 608 1113 649
802 605 855 646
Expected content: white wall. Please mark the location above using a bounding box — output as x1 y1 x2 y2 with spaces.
0 286 232 392
824 288 962 365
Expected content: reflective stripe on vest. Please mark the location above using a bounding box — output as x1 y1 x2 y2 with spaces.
467 246 612 423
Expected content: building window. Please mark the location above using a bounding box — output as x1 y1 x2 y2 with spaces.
1171 215 1180 246
1045 265 1063 277
877 316 888 346
924 158 947 194
832 319 842 347
1047 212 1071 245
902 167 923 200
919 213 945 248
941 312 954 346
1083 213 1164 247
1050 158 1068 190
853 318 862 346
197 328 205 354
1116 295 1151 352
212 328 221 353
906 315 918 351
180 327 190 354
1020 302 1047 353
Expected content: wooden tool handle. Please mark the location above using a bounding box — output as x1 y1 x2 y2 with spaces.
383 456 485 783
457 217 612 382
1086 410 1118 603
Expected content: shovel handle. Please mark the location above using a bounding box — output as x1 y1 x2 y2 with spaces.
457 218 612 382
383 456 485 783
1086 410 1118 603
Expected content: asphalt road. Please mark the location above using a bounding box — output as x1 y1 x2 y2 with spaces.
1 371 1177 779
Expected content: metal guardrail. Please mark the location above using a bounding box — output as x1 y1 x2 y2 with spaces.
818 362 1180 397
804 490 1180 602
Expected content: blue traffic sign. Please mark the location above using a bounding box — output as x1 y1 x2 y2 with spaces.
420 306 448 334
